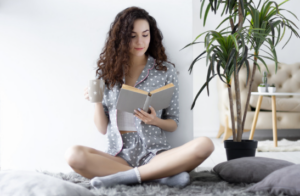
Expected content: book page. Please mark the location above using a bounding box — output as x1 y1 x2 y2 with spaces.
147 85 175 111
116 88 149 114
122 84 148 95
150 83 174 95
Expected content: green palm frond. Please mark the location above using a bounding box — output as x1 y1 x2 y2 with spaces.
182 30 252 109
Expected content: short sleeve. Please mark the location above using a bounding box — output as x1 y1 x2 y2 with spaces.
97 72 109 121
161 64 179 128
102 98 110 120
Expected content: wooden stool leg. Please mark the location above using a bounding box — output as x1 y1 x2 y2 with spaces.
217 124 225 138
223 115 233 141
271 95 278 147
249 95 263 140
223 128 233 141
243 129 250 134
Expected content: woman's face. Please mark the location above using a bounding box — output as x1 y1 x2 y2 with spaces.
129 19 151 57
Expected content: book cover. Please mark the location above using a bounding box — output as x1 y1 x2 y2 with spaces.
116 83 175 114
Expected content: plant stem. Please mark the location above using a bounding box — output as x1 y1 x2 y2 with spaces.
228 84 236 141
238 2 244 31
230 17 234 31
234 55 243 142
234 0 244 142
241 54 258 134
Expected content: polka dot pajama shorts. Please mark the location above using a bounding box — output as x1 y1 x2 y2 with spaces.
116 132 167 167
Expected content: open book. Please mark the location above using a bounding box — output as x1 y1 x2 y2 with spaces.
116 83 175 114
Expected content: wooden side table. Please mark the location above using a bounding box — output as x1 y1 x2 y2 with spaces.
249 92 300 147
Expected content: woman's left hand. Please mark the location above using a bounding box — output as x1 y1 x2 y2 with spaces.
134 106 158 125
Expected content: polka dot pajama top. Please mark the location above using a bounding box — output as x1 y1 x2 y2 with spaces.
101 55 180 167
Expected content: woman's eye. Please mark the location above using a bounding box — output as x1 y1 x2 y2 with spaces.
131 35 148 38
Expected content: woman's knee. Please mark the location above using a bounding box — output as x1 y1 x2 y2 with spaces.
191 137 215 158
64 145 88 169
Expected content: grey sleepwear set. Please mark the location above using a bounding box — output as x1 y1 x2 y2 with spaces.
117 132 167 167
100 55 180 167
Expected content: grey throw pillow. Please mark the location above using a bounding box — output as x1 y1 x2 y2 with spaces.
247 164 300 196
213 157 294 183
0 170 96 196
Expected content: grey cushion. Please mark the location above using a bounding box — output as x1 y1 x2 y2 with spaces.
247 164 300 196
213 157 294 183
0 170 95 196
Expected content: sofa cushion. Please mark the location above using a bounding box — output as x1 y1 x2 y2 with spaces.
213 157 294 183
0 170 95 196
249 96 300 112
247 164 300 196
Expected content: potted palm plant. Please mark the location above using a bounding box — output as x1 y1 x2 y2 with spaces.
181 0 299 160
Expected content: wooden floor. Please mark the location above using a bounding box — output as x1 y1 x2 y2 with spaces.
198 137 300 168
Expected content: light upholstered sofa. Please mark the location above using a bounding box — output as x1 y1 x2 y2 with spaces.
217 62 300 140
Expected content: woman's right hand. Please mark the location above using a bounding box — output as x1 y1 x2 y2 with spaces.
84 86 104 102
84 86 90 101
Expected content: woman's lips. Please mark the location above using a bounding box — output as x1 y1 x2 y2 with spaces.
135 48 143 50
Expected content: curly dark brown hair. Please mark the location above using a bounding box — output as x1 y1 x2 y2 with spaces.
95 6 175 90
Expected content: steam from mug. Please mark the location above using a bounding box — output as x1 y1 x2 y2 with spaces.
88 79 105 103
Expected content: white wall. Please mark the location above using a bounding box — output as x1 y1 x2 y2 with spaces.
192 0 300 138
0 0 193 172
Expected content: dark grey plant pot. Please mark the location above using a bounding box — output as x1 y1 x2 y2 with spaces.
224 140 258 161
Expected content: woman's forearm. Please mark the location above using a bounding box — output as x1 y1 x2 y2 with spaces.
153 118 177 132
94 103 108 135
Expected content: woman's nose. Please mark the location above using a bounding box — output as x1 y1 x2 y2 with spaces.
136 36 143 44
